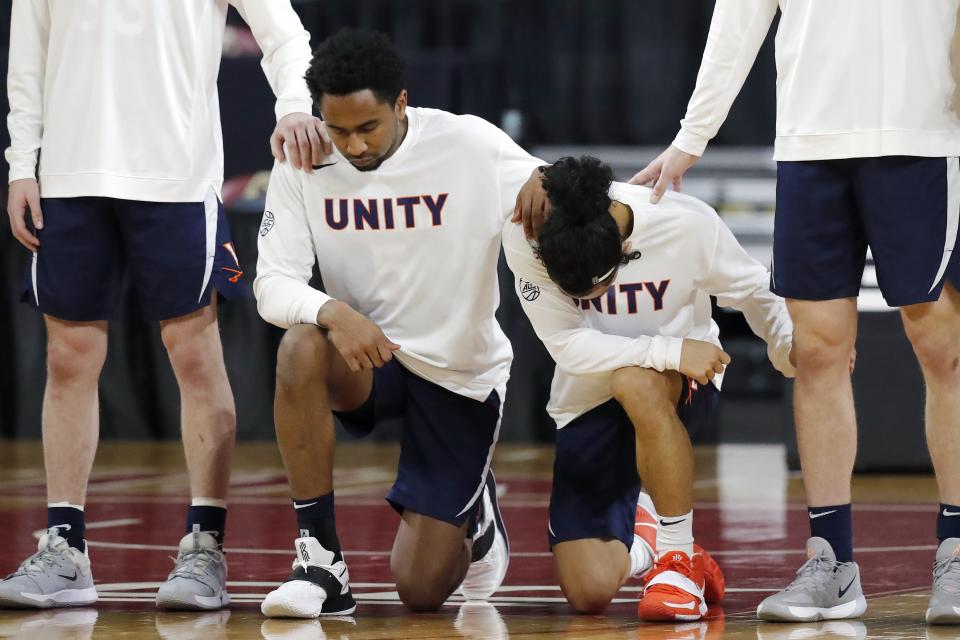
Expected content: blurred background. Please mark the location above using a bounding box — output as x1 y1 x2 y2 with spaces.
0 0 925 470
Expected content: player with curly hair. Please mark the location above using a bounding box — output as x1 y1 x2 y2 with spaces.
503 155 795 621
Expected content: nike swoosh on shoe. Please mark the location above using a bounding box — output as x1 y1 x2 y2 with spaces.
663 601 697 610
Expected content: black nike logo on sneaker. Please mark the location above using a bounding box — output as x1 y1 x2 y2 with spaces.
58 572 78 581
838 577 856 598
660 518 686 526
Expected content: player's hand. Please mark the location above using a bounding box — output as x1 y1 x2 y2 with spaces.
271 112 333 173
7 178 42 252
511 167 550 240
679 339 731 385
628 145 699 204
317 300 401 372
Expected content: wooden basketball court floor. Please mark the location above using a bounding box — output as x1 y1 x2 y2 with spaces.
0 441 951 639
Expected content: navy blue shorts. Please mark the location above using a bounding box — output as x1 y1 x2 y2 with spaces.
548 376 719 549
334 359 502 526
773 157 960 307
21 194 247 322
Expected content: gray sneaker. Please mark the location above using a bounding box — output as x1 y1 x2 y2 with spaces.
0 529 97 608
756 537 867 622
926 537 960 624
155 531 229 610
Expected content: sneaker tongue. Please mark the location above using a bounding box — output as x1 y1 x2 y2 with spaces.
806 537 836 562
296 537 335 566
38 528 70 553
936 537 960 562
180 531 218 554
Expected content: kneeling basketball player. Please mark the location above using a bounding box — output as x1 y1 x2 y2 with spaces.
253 30 545 616
503 156 796 621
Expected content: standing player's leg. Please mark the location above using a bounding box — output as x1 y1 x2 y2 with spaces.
846 156 960 625
0 197 123 609
758 161 866 622
903 284 960 624
111 194 244 610
261 324 371 618
155 294 237 610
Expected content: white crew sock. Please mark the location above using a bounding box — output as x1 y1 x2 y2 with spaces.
655 510 694 558
629 534 655 577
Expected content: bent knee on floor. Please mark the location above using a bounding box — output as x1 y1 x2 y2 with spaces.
395 575 451 612
561 578 618 614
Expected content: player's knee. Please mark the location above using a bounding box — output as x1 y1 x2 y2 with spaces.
792 320 855 371
610 367 671 411
165 335 218 387
560 574 618 614
46 332 106 383
394 574 448 612
276 324 330 387
902 312 960 381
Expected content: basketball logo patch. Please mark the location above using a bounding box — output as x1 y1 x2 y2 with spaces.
259 210 275 237
519 278 541 301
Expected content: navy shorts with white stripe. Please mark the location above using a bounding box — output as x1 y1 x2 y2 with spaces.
22 193 247 321
772 156 960 307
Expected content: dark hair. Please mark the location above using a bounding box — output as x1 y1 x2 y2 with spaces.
306 29 406 105
536 156 620 296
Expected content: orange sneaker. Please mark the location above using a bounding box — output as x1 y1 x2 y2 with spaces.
638 550 706 622
694 544 725 604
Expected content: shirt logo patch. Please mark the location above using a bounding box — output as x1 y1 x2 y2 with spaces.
259 211 275 237
519 278 541 301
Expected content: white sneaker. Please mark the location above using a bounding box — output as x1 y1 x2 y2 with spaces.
460 472 509 601
261 538 355 618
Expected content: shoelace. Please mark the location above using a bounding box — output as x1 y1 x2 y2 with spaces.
644 556 693 587
784 554 834 593
14 547 63 577
169 548 223 581
933 554 960 594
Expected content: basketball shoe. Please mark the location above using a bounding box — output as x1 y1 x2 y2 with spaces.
927 537 960 624
756 537 866 622
156 531 229 610
261 537 355 618
460 472 509 601
0 528 97 608
638 549 707 622
634 493 725 604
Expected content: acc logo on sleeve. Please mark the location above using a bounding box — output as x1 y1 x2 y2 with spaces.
519 278 541 301
259 211 275 237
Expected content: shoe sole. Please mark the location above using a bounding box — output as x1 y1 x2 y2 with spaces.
261 581 357 618
926 606 960 625
156 589 230 611
638 599 707 622
756 595 867 622
261 601 358 618
0 587 98 609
